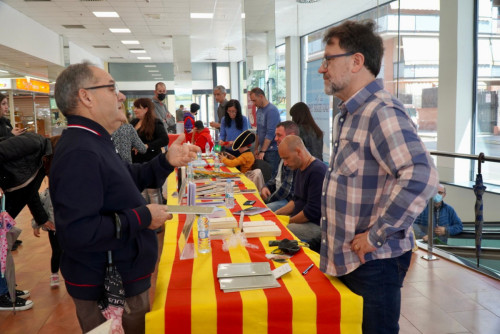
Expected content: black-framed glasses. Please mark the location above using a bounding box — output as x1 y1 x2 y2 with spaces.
321 52 355 68
82 83 119 96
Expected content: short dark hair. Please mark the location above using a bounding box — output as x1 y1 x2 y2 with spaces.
249 87 265 97
0 92 7 103
155 82 166 90
323 20 383 77
55 61 96 116
277 120 300 136
194 120 204 130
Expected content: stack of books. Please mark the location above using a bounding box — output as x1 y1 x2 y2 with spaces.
242 220 281 238
208 217 237 240
217 262 280 293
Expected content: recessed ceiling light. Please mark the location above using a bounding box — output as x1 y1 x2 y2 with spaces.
130 50 146 54
144 65 157 68
137 56 151 60
241 13 245 19
152 74 161 76
190 13 213 19
110 28 131 33
148 70 159 72
0 70 9 74
121 40 140 45
93 12 119 18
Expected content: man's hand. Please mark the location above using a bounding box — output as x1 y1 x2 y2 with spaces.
434 226 446 236
209 121 220 129
351 231 377 264
261 187 271 200
33 228 41 237
147 204 173 230
257 152 265 160
43 221 56 231
165 134 200 166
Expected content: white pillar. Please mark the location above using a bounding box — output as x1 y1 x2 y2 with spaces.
437 0 474 181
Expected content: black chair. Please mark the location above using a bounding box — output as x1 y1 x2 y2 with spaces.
251 159 272 184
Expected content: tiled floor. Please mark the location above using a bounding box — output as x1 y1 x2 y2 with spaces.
1 197 499 333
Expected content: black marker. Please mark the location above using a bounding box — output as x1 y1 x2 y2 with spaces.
302 264 314 275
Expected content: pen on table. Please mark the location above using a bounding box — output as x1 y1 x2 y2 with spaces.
302 264 314 275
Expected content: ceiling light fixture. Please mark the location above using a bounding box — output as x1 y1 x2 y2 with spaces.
190 13 213 19
93 11 119 18
110 28 131 33
148 70 159 72
130 50 146 53
122 40 140 45
137 56 151 60
0 70 9 74
144 65 157 68
296 0 320 3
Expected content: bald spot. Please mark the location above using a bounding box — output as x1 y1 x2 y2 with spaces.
280 135 305 154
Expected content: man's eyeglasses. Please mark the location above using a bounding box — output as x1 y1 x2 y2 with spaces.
321 52 355 68
83 83 120 96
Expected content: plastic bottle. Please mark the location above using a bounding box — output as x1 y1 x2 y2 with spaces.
197 215 211 254
205 142 210 157
225 179 235 209
214 154 220 172
187 162 194 182
197 150 202 161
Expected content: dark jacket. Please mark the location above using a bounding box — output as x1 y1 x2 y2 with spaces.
130 118 169 164
0 132 51 190
50 115 174 300
0 117 14 139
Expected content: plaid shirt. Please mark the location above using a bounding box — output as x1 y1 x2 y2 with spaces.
319 79 438 276
266 160 296 202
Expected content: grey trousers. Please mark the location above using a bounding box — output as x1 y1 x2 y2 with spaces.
287 222 321 242
72 290 150 334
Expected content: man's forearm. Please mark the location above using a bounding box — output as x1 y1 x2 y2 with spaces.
260 138 272 152
275 200 295 216
290 210 308 224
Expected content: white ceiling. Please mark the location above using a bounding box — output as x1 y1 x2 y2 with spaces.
0 0 390 81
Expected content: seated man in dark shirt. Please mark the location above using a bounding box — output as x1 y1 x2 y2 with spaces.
275 135 327 241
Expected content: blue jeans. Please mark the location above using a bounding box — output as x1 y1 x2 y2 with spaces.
267 199 288 212
0 277 8 295
263 150 280 174
338 251 412 334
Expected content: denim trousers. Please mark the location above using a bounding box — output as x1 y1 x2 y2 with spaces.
339 251 412 334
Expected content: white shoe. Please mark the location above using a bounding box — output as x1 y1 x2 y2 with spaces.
50 273 60 288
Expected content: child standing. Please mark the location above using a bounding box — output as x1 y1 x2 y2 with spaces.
32 136 62 288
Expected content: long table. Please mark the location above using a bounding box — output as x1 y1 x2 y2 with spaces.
146 167 362 334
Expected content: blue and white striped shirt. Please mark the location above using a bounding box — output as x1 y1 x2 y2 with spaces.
319 79 438 276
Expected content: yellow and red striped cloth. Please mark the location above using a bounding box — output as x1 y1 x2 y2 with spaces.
146 168 362 334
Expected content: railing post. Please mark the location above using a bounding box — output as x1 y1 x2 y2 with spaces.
421 197 439 261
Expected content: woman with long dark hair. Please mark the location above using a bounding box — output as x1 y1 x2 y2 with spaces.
130 98 168 204
290 102 323 161
219 99 250 157
0 93 25 139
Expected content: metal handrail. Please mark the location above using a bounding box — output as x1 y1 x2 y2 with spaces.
429 150 500 174
423 150 497 268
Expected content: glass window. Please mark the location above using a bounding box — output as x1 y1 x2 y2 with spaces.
301 0 440 161
475 0 500 184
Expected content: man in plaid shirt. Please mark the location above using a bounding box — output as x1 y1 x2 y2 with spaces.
318 20 438 333
261 121 299 211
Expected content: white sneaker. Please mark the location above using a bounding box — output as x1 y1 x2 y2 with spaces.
50 273 60 288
